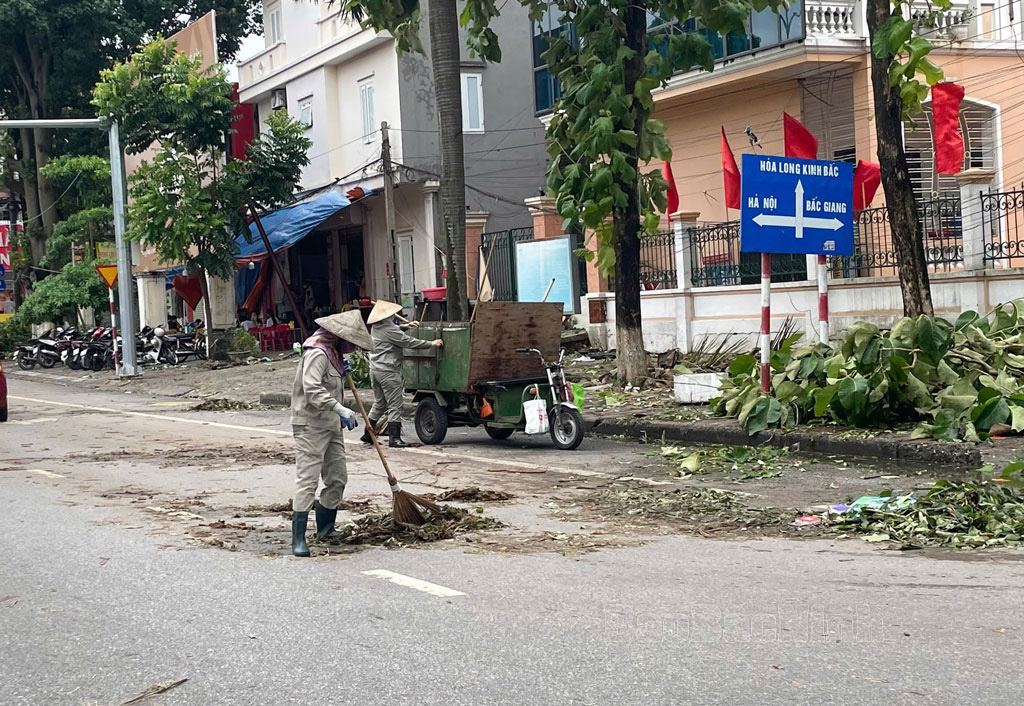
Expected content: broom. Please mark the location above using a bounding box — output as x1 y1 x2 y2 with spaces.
345 372 441 526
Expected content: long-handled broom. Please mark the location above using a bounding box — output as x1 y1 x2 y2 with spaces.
345 373 441 526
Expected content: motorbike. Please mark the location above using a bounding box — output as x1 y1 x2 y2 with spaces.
154 319 206 365
13 341 38 370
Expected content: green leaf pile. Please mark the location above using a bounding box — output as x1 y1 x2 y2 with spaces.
832 462 1024 548
712 303 1024 441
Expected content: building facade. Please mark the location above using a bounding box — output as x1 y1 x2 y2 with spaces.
236 0 548 315
523 1 1024 351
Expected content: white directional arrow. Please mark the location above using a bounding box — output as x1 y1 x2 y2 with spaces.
752 180 843 238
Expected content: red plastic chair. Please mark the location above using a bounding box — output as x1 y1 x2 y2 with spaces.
272 324 291 351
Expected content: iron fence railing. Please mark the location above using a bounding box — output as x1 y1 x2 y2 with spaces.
639 231 678 290
831 196 963 278
981 186 1024 266
688 220 806 287
480 226 534 301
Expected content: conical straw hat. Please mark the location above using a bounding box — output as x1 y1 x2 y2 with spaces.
314 310 374 351
367 299 403 325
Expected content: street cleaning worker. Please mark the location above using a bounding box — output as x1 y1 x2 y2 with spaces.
363 300 442 448
289 310 373 557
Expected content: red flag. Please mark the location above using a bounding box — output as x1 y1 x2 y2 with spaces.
721 127 741 210
932 82 965 175
783 112 818 160
662 161 679 218
853 161 881 212
172 274 203 310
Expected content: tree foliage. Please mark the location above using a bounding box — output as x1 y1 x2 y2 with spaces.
16 261 109 326
93 38 311 284
0 0 262 264
42 207 114 270
39 155 112 213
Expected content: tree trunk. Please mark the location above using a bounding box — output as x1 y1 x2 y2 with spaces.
866 0 933 317
33 126 58 241
611 3 649 387
197 266 216 358
17 127 45 266
427 0 468 320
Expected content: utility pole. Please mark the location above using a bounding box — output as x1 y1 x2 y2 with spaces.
380 121 399 303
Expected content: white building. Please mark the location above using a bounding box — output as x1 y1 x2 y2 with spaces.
235 0 547 318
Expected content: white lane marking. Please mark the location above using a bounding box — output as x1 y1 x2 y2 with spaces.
26 468 65 478
10 396 291 437
403 445 610 478
6 417 59 426
361 569 465 598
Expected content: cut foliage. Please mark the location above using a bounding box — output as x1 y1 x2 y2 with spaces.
713 303 1024 441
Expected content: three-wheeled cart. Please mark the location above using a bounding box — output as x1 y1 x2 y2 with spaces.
402 302 585 450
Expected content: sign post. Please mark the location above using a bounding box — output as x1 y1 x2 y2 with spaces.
96 264 120 371
741 154 854 391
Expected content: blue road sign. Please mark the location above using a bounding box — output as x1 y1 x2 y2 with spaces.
740 154 854 256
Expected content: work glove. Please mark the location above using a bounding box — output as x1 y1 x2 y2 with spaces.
333 402 359 431
342 357 352 375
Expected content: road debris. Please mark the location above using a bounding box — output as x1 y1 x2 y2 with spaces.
119 678 188 704
423 487 515 503
192 398 254 411
323 506 504 547
831 462 1024 547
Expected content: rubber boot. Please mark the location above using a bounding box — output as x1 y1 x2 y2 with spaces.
315 503 343 539
292 511 310 557
388 421 412 448
360 418 378 445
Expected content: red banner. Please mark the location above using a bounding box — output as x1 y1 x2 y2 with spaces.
933 82 965 175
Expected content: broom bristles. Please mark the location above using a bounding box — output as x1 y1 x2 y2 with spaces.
390 482 443 526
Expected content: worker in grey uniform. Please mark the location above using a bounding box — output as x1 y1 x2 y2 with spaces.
289 310 373 557
363 300 442 448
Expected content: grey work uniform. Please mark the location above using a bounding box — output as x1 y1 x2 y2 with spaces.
290 349 348 512
368 319 434 423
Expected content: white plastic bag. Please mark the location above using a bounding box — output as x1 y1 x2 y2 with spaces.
523 397 549 435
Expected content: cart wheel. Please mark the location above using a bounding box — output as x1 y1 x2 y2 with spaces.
484 425 514 440
195 338 207 360
549 406 585 450
415 397 448 445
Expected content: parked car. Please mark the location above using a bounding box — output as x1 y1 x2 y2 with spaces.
0 357 8 422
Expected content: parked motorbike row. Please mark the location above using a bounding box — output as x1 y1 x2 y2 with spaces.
12 321 206 372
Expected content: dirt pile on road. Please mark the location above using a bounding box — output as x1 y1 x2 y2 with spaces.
323 506 505 547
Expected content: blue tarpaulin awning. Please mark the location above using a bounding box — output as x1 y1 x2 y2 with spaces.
235 190 356 261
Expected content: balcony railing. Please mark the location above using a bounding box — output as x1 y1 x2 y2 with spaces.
238 42 287 90
317 9 361 46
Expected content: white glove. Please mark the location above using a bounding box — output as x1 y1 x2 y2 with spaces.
332 402 359 430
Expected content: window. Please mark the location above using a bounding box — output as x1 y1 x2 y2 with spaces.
903 98 996 200
461 73 484 133
359 81 375 143
298 97 313 128
268 3 283 44
398 234 415 294
532 3 805 113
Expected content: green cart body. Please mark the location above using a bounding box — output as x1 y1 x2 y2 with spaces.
402 302 583 448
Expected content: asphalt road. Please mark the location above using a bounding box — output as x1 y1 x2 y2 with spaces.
3 377 1024 705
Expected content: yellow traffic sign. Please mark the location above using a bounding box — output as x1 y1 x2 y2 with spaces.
95 264 118 289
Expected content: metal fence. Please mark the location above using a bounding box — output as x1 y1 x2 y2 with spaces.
688 221 807 287
480 226 534 301
639 231 677 290
981 186 1024 266
831 196 963 278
